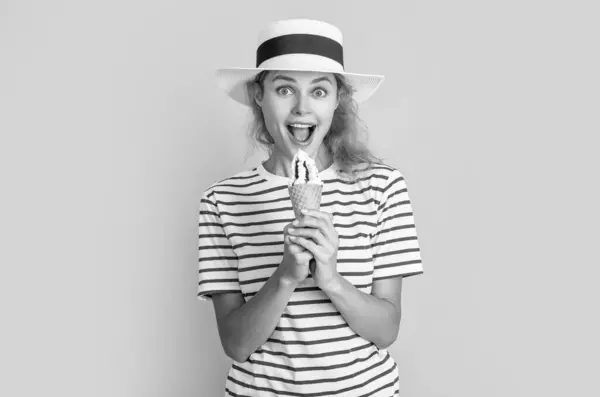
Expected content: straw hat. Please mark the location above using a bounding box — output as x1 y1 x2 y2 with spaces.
216 19 385 106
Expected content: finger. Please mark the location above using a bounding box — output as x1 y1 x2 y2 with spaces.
286 235 309 254
294 211 336 241
289 235 320 258
301 209 334 223
289 227 328 247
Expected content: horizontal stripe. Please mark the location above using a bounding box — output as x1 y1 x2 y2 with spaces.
337 257 374 264
227 230 282 238
338 243 372 251
197 233 226 239
213 185 287 198
237 263 279 273
199 210 219 217
198 244 232 251
222 218 293 228
245 285 320 297
339 270 373 277
339 232 370 239
198 277 238 286
378 189 408 210
374 259 422 269
246 349 378 372
231 352 389 385
381 176 405 195
324 186 380 197
227 358 396 396
322 209 377 218
381 200 411 215
211 179 267 189
280 311 341 319
376 212 413 227
275 323 349 332
198 266 237 273
372 224 416 239
200 198 216 208
371 236 418 249
323 173 387 185
242 282 372 299
373 271 423 281
220 206 292 217
357 375 400 397
267 333 360 346
237 251 282 260
224 172 259 181
225 388 251 397
198 255 237 262
286 298 331 306
198 222 222 228
198 289 240 297
239 277 269 286
372 248 420 259
322 198 376 207
255 341 373 359
334 220 377 229
232 241 282 250
216 196 290 206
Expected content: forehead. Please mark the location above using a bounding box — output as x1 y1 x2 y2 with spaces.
266 70 335 84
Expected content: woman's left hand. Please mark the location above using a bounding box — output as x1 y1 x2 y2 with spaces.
287 209 339 289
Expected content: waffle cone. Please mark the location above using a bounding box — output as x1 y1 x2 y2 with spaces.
288 183 322 218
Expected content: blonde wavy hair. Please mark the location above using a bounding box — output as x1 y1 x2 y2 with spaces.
244 71 383 182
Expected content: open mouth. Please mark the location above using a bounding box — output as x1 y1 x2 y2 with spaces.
286 123 316 143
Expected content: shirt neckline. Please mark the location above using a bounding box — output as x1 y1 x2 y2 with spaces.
257 159 338 184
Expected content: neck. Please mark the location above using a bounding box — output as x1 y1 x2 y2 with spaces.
264 146 333 178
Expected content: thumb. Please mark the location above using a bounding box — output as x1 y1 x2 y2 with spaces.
286 236 303 253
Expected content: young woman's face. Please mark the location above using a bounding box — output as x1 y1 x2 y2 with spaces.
255 70 339 159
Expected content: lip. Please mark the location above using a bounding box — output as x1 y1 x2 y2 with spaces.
287 125 316 146
287 120 316 125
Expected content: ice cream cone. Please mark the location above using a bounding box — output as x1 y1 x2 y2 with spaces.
288 183 322 219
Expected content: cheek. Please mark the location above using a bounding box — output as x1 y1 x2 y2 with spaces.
316 102 338 128
263 99 290 125
261 106 286 138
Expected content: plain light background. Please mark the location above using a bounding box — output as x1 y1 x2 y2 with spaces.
1 0 598 396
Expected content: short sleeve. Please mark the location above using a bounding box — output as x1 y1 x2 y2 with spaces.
371 169 424 280
197 190 241 302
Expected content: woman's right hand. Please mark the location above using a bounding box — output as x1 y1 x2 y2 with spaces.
278 223 313 285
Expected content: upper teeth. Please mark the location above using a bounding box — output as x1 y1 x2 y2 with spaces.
290 124 313 128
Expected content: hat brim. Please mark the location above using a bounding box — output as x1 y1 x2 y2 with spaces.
216 67 385 106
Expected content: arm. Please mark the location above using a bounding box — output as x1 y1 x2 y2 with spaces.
287 212 404 348
320 275 403 349
199 191 306 363
318 169 421 348
288 207 408 350
212 266 296 363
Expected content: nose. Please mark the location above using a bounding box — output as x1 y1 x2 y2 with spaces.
291 93 310 115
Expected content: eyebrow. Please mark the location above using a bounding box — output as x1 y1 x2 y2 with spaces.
271 75 334 85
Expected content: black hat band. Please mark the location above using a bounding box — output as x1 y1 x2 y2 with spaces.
256 34 344 68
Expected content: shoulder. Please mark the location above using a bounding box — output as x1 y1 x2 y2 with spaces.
338 161 404 185
201 165 263 198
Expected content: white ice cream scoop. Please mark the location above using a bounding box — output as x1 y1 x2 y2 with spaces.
288 149 323 187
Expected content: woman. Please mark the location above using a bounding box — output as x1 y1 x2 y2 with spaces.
198 19 424 396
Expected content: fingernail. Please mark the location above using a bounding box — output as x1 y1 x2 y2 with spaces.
288 228 294 233
301 209 307 214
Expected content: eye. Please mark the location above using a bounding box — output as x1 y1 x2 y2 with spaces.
313 88 328 98
276 86 293 96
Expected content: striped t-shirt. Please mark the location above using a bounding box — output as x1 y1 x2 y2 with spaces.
198 160 424 396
